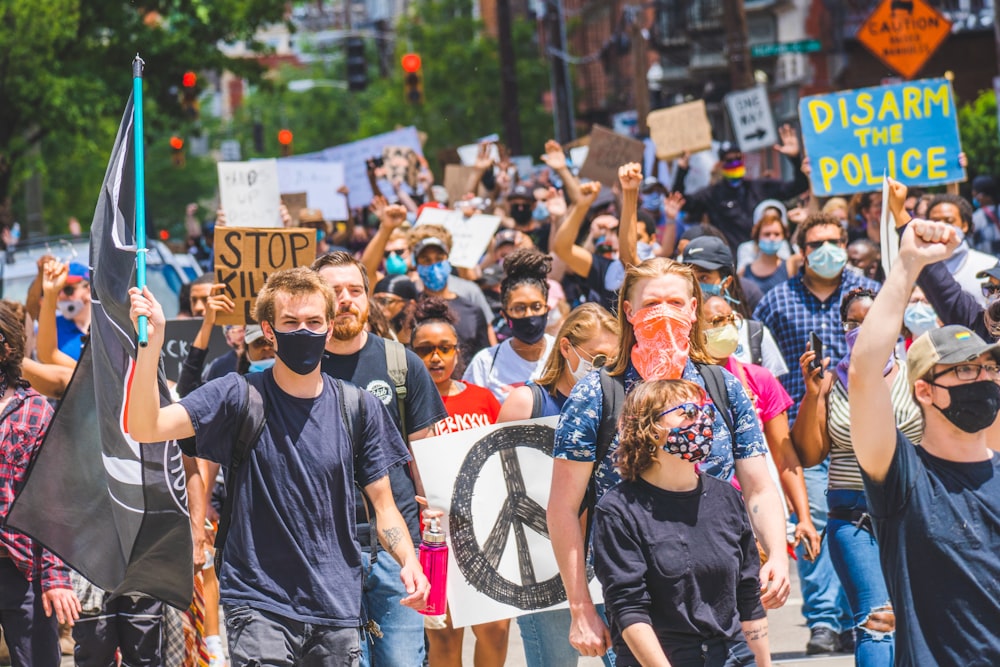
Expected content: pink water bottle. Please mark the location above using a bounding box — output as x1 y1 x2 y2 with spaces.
419 516 448 616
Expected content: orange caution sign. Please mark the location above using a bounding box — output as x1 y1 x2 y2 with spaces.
857 0 951 80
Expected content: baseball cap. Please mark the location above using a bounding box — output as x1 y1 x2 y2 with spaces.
244 325 266 345
299 208 325 224
373 275 418 301
65 262 91 285
718 141 742 160
641 177 665 193
679 236 734 271
907 325 1000 388
508 184 532 201
494 228 518 249
975 263 1000 282
477 265 504 288
413 236 449 259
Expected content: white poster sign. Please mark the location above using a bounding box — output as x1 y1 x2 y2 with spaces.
415 209 502 269
276 161 348 221
725 86 777 153
311 126 424 204
879 174 899 274
411 418 604 628
217 159 281 228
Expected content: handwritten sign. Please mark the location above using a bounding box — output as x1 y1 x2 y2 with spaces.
415 208 502 269
857 0 951 80
217 160 281 228
647 101 713 160
161 319 231 383
799 78 965 196
579 125 645 187
213 227 317 325
276 161 347 221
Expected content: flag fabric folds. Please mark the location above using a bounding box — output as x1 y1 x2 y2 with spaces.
7 94 193 608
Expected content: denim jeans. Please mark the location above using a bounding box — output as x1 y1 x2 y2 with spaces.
0 558 60 667
224 604 361 666
795 460 852 633
663 637 756 667
360 551 425 667
516 606 615 667
827 489 894 666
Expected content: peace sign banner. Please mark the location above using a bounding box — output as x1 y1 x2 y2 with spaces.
411 417 605 628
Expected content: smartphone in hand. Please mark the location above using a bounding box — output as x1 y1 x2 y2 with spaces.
809 331 824 379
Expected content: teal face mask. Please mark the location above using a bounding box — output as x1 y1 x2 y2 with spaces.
385 252 409 276
249 357 276 373
807 242 847 279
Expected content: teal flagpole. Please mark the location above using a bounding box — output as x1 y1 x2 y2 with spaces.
132 55 149 346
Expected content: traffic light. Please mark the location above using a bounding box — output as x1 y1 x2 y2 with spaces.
253 121 265 154
181 70 199 121
278 129 293 157
401 53 423 105
169 135 185 167
346 37 368 92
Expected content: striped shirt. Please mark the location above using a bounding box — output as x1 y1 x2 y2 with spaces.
827 365 923 491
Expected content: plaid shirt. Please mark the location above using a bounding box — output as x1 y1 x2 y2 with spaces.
0 386 71 591
753 269 880 421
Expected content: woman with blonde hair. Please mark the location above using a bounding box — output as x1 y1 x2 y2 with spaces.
593 379 770 666
545 257 789 663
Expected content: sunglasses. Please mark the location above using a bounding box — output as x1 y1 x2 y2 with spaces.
982 283 1000 298
804 239 843 252
573 344 608 368
413 343 457 359
658 402 716 422
384 249 406 259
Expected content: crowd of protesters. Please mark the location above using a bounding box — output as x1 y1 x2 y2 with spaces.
1 123 999 667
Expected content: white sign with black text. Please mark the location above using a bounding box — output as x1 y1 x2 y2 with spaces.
724 87 777 153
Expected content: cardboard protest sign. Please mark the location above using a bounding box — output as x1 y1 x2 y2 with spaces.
161 319 231 383
276 161 348 221
444 164 481 204
579 125 645 186
213 227 317 325
280 192 308 225
411 418 604 628
647 101 713 160
799 78 965 197
382 146 420 189
415 208 502 269
217 159 282 228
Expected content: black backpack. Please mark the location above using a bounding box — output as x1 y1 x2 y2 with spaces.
213 373 370 576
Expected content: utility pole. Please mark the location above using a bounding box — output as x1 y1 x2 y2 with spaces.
546 0 575 144
628 5 650 135
994 0 1000 76
497 0 523 154
722 0 753 91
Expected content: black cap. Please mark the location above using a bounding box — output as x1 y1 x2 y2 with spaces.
718 141 742 160
679 236 734 271
509 184 532 201
973 175 999 198
976 262 1000 282
373 275 418 301
477 265 504 288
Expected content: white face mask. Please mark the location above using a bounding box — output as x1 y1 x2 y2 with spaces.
57 299 85 320
569 344 606 382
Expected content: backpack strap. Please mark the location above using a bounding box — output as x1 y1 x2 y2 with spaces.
336 378 377 565
383 339 409 441
528 383 546 420
695 362 736 439
579 369 626 546
746 319 764 366
215 374 267 577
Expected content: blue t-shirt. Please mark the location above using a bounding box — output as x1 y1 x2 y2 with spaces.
862 431 1000 666
553 361 767 502
55 315 85 360
179 371 410 626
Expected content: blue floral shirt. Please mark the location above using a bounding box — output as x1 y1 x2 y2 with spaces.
553 360 767 502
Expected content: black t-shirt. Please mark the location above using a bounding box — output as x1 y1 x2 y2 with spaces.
321 334 448 549
586 255 625 313
204 349 238 382
862 431 1000 666
593 475 764 667
443 295 492 363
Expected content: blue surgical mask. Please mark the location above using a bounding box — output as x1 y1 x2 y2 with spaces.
807 242 847 279
758 238 783 256
903 302 938 336
641 192 663 211
248 357 276 373
417 260 452 292
385 252 409 276
532 202 550 221
637 241 656 261
700 282 723 297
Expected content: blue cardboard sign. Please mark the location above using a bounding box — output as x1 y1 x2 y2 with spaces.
799 78 965 196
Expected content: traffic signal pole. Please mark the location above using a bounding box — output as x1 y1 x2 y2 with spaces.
497 0 523 155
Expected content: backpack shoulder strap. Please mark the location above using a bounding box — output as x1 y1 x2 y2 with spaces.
695 362 736 438
215 374 267 576
336 378 377 564
747 319 764 366
595 369 626 466
383 339 408 440
529 383 546 420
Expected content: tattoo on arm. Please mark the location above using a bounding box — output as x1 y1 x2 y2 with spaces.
382 527 403 552
752 504 759 514
744 622 768 641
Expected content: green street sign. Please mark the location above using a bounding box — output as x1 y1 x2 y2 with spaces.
750 40 822 58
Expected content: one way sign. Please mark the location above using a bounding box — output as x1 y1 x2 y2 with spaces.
724 86 777 153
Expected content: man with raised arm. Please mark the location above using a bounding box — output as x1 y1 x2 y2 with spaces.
848 178 1000 665
125 268 429 666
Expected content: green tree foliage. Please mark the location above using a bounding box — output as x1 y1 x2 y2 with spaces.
958 89 1000 181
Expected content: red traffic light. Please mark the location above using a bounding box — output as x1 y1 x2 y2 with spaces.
401 53 422 73
159 229 170 241
169 136 184 150
182 71 197 88
277 129 294 146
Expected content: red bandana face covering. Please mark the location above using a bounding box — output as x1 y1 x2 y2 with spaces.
629 303 694 380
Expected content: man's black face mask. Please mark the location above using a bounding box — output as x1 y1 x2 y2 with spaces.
510 202 532 225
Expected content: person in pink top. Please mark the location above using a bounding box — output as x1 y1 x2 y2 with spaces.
701 295 821 560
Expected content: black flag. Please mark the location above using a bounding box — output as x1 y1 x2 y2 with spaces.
7 95 193 608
